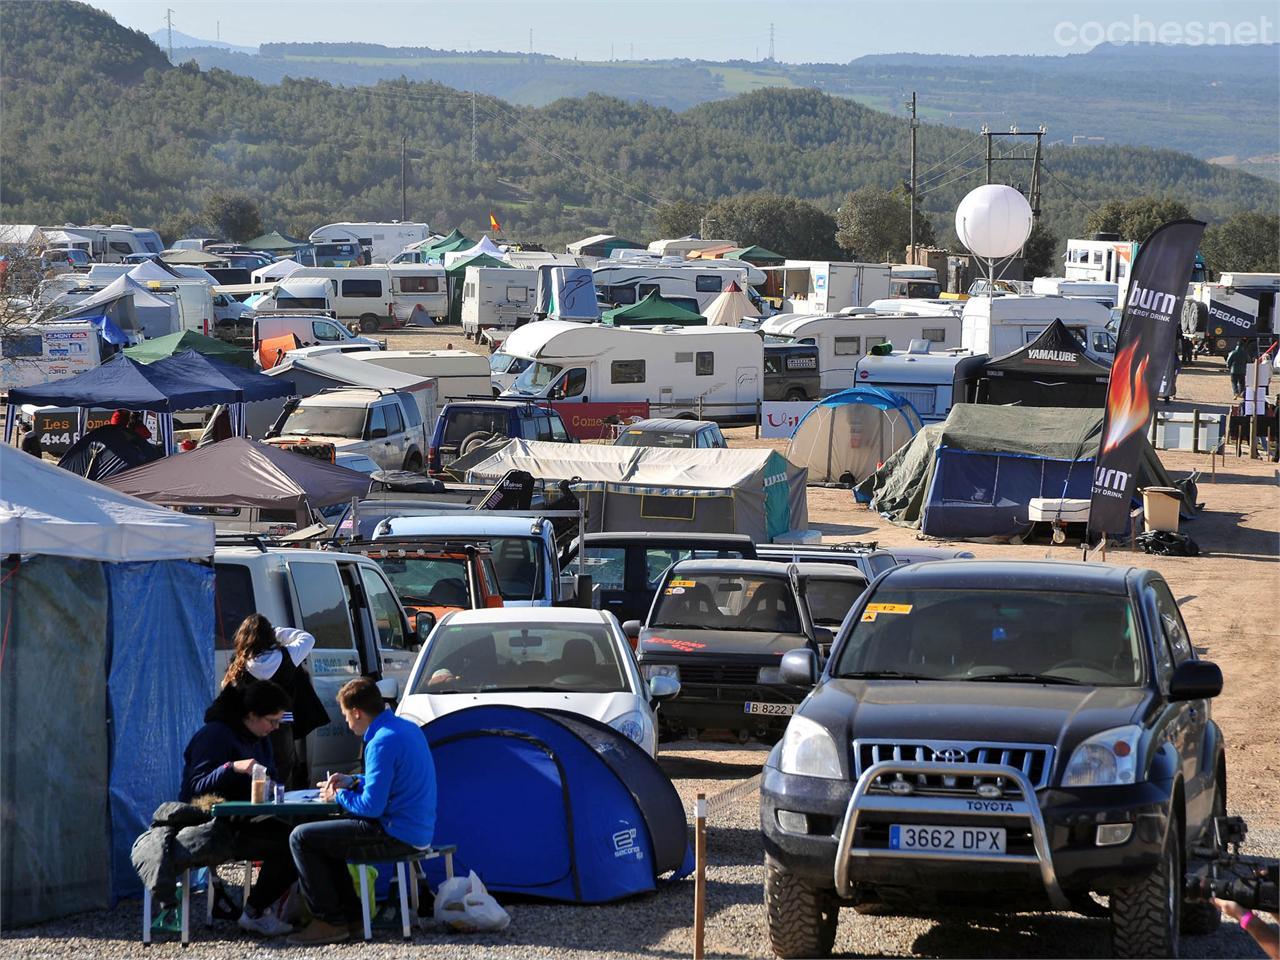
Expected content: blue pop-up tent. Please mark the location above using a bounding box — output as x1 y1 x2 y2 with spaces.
420 705 690 903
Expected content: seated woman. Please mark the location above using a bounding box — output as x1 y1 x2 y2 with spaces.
179 681 297 937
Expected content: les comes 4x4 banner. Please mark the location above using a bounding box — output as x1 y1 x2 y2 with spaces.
1087 219 1205 538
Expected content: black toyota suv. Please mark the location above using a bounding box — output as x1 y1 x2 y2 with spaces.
760 560 1225 960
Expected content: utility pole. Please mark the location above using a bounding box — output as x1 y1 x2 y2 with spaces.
470 91 477 164
400 134 407 221
529 28 533 57
982 126 1046 215
983 124 992 184
165 8 174 63
1030 125 1044 217
908 91 918 260
216 20 220 41
768 23 775 62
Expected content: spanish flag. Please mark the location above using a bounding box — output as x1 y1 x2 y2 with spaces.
489 213 501 233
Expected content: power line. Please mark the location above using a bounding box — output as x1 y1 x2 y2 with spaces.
913 131 984 182
1039 160 1107 222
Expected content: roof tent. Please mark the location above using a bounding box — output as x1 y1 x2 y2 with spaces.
974 318 1112 408
467 440 808 541
856 404 1182 540
420 705 689 903
601 292 705 327
787 386 923 484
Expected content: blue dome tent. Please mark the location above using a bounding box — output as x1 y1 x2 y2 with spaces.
420 705 690 903
786 386 923 485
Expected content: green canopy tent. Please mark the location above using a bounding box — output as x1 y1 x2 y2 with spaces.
245 230 307 253
124 330 255 370
601 291 705 327
443 252 511 323
724 245 784 267
418 228 473 258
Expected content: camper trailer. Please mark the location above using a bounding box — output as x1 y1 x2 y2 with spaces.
41 224 161 262
460 266 538 341
287 267 400 331
0 320 131 390
387 264 448 323
501 320 763 418
762 260 893 314
308 222 431 264
853 346 988 423
757 311 963 394
591 261 756 313
960 295 1115 360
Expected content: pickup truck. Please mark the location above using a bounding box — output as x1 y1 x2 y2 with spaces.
759 560 1225 959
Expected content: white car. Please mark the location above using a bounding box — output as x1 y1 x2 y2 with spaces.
396 607 678 756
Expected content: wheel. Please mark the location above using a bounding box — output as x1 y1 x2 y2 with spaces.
1110 813 1181 958
784 388 807 402
1182 779 1226 936
764 855 839 959
402 451 424 473
358 314 380 333
459 431 495 456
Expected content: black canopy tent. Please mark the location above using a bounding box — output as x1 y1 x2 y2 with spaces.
974 319 1112 408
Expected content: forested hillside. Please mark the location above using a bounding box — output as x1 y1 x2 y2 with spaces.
0 2 1273 252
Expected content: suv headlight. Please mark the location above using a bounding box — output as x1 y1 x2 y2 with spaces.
1061 725 1142 787
778 715 843 780
608 711 648 746
641 664 679 681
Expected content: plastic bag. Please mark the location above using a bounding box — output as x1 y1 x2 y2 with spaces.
433 870 511 932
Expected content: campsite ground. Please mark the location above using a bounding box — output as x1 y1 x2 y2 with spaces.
11 328 1276 958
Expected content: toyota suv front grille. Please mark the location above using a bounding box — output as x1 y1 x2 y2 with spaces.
853 739 1055 795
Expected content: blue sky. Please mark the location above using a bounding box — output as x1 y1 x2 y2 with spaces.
91 1 1276 62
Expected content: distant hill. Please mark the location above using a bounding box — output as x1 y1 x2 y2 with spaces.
1 0 168 84
147 27 256 55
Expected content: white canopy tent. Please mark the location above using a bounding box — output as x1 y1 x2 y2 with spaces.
126 259 182 283
252 258 302 283
704 281 760 327
445 235 507 266
0 444 214 562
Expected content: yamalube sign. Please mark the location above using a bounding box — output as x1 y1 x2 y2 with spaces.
761 401 817 439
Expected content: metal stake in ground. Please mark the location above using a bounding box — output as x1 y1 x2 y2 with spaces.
694 792 706 959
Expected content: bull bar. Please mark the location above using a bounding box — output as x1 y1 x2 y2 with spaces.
832 759 1071 910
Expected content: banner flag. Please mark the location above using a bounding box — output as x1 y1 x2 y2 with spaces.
1087 218 1205 537
489 213 501 233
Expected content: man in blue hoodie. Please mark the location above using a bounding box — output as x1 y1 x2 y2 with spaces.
288 678 437 945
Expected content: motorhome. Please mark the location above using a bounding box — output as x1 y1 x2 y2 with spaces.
0 320 131 390
387 264 448 323
888 265 942 300
853 345 988 423
40 224 161 262
866 297 964 318
1189 273 1279 354
1065 235 1207 306
501 319 763 419
287 267 399 331
761 260 892 314
292 348 492 404
1030 277 1120 308
591 261 757 313
960 295 1116 360
309 222 431 264
757 310 963 394
460 266 538 341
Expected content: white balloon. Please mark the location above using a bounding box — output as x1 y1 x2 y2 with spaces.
954 185 1034 259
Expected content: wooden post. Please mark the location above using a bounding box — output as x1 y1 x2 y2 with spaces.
1191 408 1200 454
694 792 707 960
1149 411 1159 448
755 399 761 440
1249 414 1259 459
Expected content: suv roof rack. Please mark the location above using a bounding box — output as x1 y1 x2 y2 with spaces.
214 533 272 552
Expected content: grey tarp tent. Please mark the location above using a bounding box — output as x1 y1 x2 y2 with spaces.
855 404 1183 539
104 436 377 525
465 440 808 541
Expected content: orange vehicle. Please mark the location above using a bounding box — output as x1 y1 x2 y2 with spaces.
344 539 503 643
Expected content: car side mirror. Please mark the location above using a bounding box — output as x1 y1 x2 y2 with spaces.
375 677 399 702
1169 660 1223 701
622 620 642 640
648 675 680 703
780 648 818 687
558 572 579 603
415 612 436 643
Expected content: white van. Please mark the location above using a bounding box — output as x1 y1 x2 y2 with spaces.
461 266 538 341
758 311 963 393
852 346 989 423
309 222 431 264
252 314 380 365
960 295 1116 360
591 261 756 313
764 260 893 314
889 265 942 300
387 264 448 323
501 320 763 418
288 267 399 332
252 277 334 316
0 320 127 390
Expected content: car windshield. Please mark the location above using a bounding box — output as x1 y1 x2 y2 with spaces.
804 576 868 627
615 429 694 448
511 361 562 393
413 622 626 694
833 588 1142 685
650 572 801 634
372 556 471 608
281 405 365 438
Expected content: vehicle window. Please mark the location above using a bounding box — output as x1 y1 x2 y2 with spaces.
833 588 1141 685
412 622 625 695
804 576 868 627
374 555 472 608
834 336 861 355
707 425 725 446
616 429 693 449
574 546 626 591
341 279 383 298
489 352 513 374
290 561 357 650
535 416 555 441
312 321 343 341
866 555 897 577
763 353 782 375
505 286 528 303
651 572 800 634
366 405 388 439
696 351 714 376
865 336 888 350
441 409 510 445
282 405 366 438
213 563 256 651
611 360 645 384
400 276 439 294
512 361 562 393
109 242 133 255
2 334 43 358
1151 581 1193 665
520 416 541 440
560 367 588 397
397 395 421 428
359 566 410 650
604 285 637 305
922 327 947 342
383 403 404 435
696 275 722 293
547 414 570 442
638 283 661 300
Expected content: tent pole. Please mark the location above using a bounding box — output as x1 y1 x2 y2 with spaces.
3 403 15 444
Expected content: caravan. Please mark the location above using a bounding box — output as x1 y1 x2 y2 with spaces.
501 320 762 418
461 266 538 341
960 295 1115 360
852 347 988 423
591 261 757 314
388 264 448 323
309 222 431 264
757 311 963 394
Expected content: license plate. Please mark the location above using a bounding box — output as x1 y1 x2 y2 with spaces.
889 825 1006 854
743 702 796 716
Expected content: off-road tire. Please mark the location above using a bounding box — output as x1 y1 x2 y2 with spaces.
359 314 381 333
459 431 495 456
764 855 839 959
784 388 808 402
402 450 424 473
1182 779 1226 936
1110 816 1181 958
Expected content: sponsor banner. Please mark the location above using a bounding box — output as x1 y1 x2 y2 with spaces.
551 401 650 440
761 400 817 439
33 408 115 456
1206 297 1257 337
1088 219 1205 536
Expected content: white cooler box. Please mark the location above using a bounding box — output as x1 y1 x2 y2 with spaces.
1028 498 1091 523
